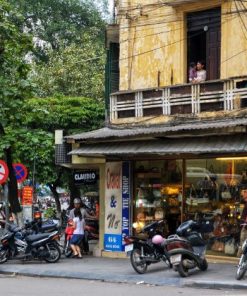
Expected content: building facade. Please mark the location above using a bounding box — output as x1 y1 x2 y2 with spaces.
59 0 247 258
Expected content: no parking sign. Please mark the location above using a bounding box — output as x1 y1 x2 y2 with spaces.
0 160 9 184
13 163 28 183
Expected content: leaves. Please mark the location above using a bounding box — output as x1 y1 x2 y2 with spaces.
30 33 106 99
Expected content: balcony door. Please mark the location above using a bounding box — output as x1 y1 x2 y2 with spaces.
187 7 221 81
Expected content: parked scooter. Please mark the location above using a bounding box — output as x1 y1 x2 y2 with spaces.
124 220 171 274
167 220 212 277
64 218 74 257
236 224 247 280
0 223 61 264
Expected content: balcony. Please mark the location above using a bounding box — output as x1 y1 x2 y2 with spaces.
109 77 247 124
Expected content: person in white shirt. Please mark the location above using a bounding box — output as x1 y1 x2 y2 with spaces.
70 208 85 258
193 61 206 83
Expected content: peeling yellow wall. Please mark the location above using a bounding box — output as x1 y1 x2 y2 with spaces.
117 0 247 91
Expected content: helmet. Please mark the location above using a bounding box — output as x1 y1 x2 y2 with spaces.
152 235 164 245
73 198 81 204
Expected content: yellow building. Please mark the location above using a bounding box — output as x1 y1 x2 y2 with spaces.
114 0 247 90
61 0 247 261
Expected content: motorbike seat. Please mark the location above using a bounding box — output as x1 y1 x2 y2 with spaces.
25 233 51 242
40 224 57 231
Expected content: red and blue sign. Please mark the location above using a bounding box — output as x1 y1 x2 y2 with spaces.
13 163 28 183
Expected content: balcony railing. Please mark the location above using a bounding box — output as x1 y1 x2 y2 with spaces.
110 77 247 122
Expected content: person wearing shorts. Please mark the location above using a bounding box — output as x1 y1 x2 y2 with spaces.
70 208 85 258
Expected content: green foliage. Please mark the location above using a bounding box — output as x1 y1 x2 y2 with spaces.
44 207 56 219
10 96 105 184
0 0 32 133
10 0 107 61
31 34 106 99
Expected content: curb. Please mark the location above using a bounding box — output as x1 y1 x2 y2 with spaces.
1 268 247 290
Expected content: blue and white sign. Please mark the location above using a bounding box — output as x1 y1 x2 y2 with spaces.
104 162 122 251
104 161 131 252
104 234 122 251
122 161 131 251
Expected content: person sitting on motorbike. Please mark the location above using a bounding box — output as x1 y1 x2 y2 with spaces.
69 198 95 220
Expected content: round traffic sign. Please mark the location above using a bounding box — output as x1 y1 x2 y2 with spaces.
0 160 9 185
13 163 28 183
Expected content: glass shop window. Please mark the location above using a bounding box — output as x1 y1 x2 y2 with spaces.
133 159 182 236
186 157 247 256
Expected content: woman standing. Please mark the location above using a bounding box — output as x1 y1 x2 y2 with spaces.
70 208 85 258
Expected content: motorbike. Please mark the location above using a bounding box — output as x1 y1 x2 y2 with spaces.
25 218 60 234
236 224 247 280
166 220 211 277
124 220 171 274
64 218 75 257
0 223 61 264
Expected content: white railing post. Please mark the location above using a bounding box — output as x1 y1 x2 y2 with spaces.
110 95 117 121
191 84 200 114
162 87 170 115
135 91 143 117
224 80 234 111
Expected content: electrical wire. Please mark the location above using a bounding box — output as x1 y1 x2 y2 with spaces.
112 13 239 63
78 4 247 67
118 12 234 45
107 7 245 32
234 0 247 40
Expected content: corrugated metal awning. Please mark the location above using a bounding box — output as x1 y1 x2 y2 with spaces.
66 118 247 142
69 135 247 157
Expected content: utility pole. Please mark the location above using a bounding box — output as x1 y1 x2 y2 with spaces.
4 184 9 229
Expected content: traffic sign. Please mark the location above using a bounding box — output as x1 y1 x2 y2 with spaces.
0 160 9 185
13 163 28 183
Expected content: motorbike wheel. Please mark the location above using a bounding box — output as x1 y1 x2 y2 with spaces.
44 243 61 263
0 248 8 264
177 260 189 277
199 259 208 271
64 241 73 258
236 255 247 280
130 248 148 274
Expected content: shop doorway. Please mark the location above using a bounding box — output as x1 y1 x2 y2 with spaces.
187 7 221 81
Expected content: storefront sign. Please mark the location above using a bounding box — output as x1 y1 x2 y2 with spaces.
104 162 122 251
122 161 131 251
22 186 33 205
73 170 98 185
104 234 122 251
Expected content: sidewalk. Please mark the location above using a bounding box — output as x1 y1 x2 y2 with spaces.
0 255 247 290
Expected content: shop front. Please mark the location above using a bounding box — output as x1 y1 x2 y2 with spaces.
132 157 247 258
66 126 247 259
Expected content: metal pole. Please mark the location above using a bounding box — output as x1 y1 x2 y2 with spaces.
4 184 9 229
32 157 36 189
32 156 36 212
181 159 186 224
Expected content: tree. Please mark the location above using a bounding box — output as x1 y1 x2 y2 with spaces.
0 0 33 215
10 0 107 61
31 34 106 99
12 96 105 217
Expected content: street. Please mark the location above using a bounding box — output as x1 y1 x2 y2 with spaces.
0 275 246 296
